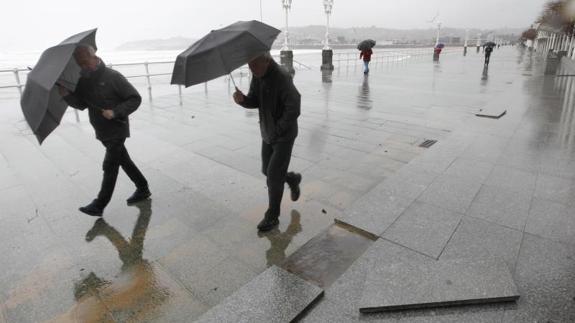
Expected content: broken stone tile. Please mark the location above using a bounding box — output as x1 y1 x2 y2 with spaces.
195 266 323 323
359 257 519 313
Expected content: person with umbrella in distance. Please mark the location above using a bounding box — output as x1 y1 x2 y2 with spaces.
232 53 302 232
58 45 151 217
434 43 445 61
484 42 495 66
358 39 375 75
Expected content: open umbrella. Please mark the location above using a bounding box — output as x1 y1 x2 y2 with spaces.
357 39 376 51
435 43 445 49
171 20 280 88
484 41 496 47
20 28 97 144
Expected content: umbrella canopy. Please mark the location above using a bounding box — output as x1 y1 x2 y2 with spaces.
171 20 280 88
357 39 376 51
484 41 496 47
435 43 445 49
20 29 97 144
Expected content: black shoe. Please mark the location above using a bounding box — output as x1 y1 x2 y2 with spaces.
287 172 302 202
126 187 151 205
79 200 104 217
257 210 279 232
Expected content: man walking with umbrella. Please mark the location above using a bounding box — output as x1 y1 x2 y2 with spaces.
484 45 494 66
232 53 302 232
58 46 151 216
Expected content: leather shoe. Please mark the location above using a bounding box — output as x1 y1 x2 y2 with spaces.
126 187 151 205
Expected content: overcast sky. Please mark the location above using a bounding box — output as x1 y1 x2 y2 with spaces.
1 0 548 51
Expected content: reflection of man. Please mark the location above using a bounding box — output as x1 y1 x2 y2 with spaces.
233 53 302 232
258 210 302 266
59 46 150 217
69 201 168 321
85 201 152 268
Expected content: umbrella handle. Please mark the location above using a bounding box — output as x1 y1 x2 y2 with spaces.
229 73 238 89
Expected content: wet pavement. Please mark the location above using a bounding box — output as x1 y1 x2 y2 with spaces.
0 47 574 321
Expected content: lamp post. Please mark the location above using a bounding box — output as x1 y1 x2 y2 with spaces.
281 0 292 50
280 0 295 75
321 0 335 71
464 29 469 56
476 33 482 53
435 22 442 46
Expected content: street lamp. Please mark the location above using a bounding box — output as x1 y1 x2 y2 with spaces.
321 0 335 71
281 0 292 51
323 0 334 50
435 22 442 46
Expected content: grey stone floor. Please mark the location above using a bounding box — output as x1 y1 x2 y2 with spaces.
0 47 573 322
302 49 575 322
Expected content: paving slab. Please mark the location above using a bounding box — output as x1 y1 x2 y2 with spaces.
526 198 575 246
382 201 463 259
336 187 413 238
440 216 523 270
466 184 532 231
358 257 519 313
417 174 483 214
503 234 575 322
195 266 323 323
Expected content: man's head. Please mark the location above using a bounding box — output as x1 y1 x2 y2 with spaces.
248 52 272 78
74 45 100 72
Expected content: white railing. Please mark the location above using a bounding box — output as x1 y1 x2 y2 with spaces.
0 48 462 103
333 46 462 70
0 67 28 95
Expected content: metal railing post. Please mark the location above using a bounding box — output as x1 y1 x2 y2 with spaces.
144 62 152 102
13 68 23 98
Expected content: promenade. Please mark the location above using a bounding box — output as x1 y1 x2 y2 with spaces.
0 47 573 322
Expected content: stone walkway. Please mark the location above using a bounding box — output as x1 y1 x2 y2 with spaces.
0 47 573 322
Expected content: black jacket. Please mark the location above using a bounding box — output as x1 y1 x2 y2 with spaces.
64 61 141 142
240 61 300 144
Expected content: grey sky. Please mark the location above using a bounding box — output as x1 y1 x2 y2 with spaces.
2 0 547 51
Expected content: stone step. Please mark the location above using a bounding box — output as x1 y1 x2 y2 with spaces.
196 266 323 323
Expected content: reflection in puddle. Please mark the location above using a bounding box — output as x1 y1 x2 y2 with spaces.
258 210 302 267
322 70 333 83
357 75 372 110
481 65 489 85
282 223 374 288
60 201 171 322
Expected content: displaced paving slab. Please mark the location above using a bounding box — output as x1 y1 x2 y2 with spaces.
359 257 519 313
196 265 323 323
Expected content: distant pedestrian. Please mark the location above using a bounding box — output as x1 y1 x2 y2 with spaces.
433 47 442 61
58 46 151 217
485 46 493 66
233 53 302 232
360 48 373 74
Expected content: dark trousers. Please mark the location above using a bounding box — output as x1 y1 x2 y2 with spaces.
261 139 297 215
485 55 491 65
95 139 148 208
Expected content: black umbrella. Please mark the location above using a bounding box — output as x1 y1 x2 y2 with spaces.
171 20 280 88
20 29 97 144
484 41 496 47
357 39 376 51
